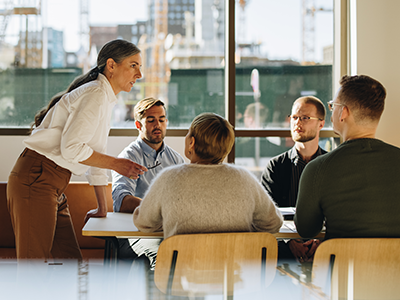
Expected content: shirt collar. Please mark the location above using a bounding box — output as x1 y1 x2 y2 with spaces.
137 136 165 158
289 146 323 166
97 73 118 104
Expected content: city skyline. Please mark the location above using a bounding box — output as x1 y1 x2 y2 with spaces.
2 0 333 64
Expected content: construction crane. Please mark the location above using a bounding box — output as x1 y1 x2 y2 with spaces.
0 0 14 47
80 0 89 53
143 0 168 99
0 1 42 67
302 0 333 64
237 0 247 45
78 0 90 72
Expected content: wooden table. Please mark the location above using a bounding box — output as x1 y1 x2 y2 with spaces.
82 212 325 264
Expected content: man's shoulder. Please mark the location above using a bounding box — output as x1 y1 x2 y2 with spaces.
305 147 336 173
374 139 400 153
118 139 144 159
163 144 185 161
268 149 292 165
320 147 328 155
123 139 142 151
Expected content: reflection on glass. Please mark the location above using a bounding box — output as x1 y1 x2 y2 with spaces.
0 0 333 130
235 0 334 129
0 0 226 129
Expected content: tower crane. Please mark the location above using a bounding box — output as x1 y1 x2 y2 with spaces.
237 0 247 45
302 0 332 64
145 0 168 98
0 0 13 47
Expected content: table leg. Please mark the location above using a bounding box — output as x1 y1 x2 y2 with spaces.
97 237 119 267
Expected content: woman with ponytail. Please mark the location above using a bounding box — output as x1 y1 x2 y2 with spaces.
7 39 148 260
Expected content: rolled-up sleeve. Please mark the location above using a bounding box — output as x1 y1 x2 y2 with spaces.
85 143 109 186
112 170 138 212
111 145 142 212
23 74 116 178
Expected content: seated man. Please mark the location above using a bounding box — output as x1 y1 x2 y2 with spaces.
295 75 400 240
261 96 326 263
112 97 184 265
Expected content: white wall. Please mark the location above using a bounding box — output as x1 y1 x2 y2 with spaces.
356 0 400 147
0 136 25 182
0 136 187 182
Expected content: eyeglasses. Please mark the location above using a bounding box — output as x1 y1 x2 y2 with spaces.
147 161 161 170
327 100 345 111
288 115 322 123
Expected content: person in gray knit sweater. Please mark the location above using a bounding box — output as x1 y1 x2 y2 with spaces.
133 113 283 239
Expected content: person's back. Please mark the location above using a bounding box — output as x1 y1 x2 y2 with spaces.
295 74 400 241
296 138 400 239
133 113 283 240
134 163 282 238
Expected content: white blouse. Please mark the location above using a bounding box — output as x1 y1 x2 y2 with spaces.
24 73 117 185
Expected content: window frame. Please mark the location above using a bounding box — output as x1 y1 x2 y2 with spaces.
0 0 344 163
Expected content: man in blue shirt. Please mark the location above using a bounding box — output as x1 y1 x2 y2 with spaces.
112 97 184 266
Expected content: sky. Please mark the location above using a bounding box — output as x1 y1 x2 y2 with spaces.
244 0 333 62
3 0 333 63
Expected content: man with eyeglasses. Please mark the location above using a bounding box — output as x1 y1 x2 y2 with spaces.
261 96 326 263
112 97 184 267
295 75 400 242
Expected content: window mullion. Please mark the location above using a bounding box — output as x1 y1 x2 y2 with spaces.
226 0 236 163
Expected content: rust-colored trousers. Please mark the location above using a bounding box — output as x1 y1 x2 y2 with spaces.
7 148 82 260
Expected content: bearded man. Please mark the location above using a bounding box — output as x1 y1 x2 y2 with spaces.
261 96 326 263
112 97 184 267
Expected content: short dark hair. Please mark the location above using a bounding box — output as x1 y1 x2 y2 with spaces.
338 75 386 121
293 96 326 120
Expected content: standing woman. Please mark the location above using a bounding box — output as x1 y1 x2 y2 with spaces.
7 39 147 260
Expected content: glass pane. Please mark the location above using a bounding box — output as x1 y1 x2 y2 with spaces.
235 136 339 179
0 0 225 129
119 0 225 129
235 0 334 129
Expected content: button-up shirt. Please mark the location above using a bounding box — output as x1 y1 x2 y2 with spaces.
261 146 327 208
24 74 117 185
112 136 184 212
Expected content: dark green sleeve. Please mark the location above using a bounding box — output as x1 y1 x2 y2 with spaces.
294 159 325 238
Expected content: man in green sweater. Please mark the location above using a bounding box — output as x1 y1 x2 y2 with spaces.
294 75 400 240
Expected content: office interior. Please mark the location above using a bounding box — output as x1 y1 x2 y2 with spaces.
0 0 400 299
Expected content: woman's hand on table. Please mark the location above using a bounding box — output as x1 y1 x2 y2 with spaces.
84 208 107 224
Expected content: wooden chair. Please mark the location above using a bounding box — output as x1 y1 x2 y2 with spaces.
153 232 278 298
312 238 400 300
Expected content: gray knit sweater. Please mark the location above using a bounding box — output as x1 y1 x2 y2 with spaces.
133 163 283 239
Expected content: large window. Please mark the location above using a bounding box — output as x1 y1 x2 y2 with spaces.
233 0 336 173
0 0 337 172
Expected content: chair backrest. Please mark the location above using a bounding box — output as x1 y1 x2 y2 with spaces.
312 238 400 300
154 232 278 297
